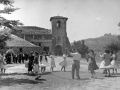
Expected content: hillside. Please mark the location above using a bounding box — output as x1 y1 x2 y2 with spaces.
84 33 118 52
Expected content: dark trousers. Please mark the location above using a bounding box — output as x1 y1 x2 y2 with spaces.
7 57 11 64
72 60 80 79
13 57 17 63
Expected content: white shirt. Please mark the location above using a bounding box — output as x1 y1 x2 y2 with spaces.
70 52 81 61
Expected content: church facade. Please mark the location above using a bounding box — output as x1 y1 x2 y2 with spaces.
13 16 71 55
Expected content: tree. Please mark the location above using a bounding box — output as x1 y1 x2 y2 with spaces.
0 30 10 49
0 0 23 50
78 40 89 57
71 40 89 57
117 35 120 41
104 41 120 53
0 0 23 30
72 40 82 51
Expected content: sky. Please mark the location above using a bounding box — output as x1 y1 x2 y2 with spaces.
1 0 120 42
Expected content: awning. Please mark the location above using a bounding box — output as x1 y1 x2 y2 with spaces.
6 34 39 47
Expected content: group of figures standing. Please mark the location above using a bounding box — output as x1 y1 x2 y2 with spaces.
5 51 29 64
26 51 49 75
25 51 68 79
69 49 120 79
70 49 99 79
25 49 99 80
99 50 120 77
25 49 120 80
1 48 120 80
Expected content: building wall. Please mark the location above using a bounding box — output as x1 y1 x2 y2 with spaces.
50 17 70 55
13 31 52 53
12 16 71 55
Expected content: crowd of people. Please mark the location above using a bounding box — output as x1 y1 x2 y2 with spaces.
0 48 120 80
5 52 29 64
25 51 68 79
69 49 120 79
24 49 100 80
99 50 120 77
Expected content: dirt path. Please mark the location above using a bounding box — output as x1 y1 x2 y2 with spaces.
0 57 120 90
83 71 120 90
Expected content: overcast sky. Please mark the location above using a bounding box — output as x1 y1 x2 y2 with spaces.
1 0 120 42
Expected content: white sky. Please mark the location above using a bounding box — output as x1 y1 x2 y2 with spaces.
1 0 120 42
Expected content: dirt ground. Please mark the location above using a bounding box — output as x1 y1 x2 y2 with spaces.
0 57 120 90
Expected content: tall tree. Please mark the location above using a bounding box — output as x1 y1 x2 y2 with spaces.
71 40 89 57
0 0 23 49
0 0 23 30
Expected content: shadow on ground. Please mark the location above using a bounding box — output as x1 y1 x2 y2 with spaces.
111 73 120 76
0 73 27 76
0 77 44 87
104 75 120 78
0 72 52 76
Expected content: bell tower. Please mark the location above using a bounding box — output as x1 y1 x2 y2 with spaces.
50 16 70 55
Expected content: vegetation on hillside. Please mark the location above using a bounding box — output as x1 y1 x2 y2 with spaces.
105 41 120 53
84 33 118 52
104 34 120 53
71 33 120 60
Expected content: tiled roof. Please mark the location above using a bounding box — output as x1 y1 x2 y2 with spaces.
50 16 68 21
6 34 39 47
13 26 52 34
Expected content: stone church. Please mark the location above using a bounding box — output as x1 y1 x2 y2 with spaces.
13 16 71 55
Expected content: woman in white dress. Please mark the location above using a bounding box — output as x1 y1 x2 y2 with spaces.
0 53 4 73
39 52 49 74
111 51 119 74
33 52 41 80
49 54 56 72
2 54 7 73
59 54 67 72
99 50 112 76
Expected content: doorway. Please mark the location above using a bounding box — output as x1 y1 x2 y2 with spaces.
55 45 62 56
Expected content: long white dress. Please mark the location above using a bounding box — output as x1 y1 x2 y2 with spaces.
39 55 49 67
111 54 120 69
25 60 29 68
99 61 115 69
0 54 4 69
50 55 56 68
99 53 115 69
2 55 7 69
59 54 67 67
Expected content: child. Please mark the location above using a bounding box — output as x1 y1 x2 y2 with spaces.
59 54 67 72
2 54 7 73
33 52 41 80
111 51 119 74
88 50 99 78
39 52 49 74
99 50 113 77
49 54 56 72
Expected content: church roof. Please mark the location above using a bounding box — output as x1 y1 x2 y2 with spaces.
50 16 68 21
6 34 39 47
13 26 52 34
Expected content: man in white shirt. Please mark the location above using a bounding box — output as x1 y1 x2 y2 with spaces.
70 49 81 79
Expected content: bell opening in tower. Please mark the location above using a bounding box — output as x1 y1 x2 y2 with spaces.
57 21 60 28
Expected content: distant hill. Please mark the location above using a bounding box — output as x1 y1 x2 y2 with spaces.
84 33 118 52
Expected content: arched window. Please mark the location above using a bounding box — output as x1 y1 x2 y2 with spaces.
57 21 60 28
